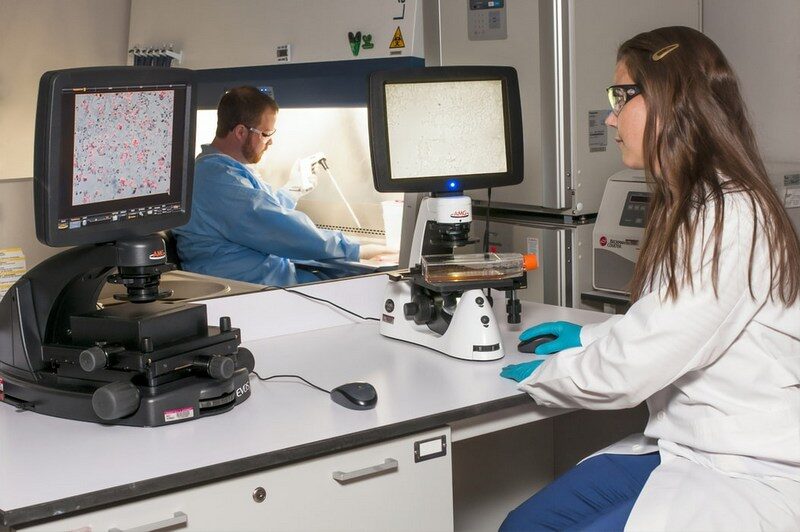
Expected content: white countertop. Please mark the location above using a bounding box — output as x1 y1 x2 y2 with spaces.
0 275 606 516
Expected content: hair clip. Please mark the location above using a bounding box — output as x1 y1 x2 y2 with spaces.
652 43 680 61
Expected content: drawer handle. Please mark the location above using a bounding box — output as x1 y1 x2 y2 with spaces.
332 458 399 484
108 511 188 532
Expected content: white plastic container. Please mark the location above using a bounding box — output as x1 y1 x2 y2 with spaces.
381 199 404 251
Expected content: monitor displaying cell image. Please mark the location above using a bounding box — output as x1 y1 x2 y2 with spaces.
34 67 196 246
72 90 174 206
369 66 523 193
385 80 507 179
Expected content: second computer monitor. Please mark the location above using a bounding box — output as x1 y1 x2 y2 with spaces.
368 66 523 193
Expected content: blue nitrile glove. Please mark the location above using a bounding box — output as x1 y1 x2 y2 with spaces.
501 360 545 382
520 321 582 355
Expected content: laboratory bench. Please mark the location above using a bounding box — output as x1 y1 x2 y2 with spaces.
0 274 646 531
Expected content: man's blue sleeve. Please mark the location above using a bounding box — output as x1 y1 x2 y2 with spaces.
195 162 360 262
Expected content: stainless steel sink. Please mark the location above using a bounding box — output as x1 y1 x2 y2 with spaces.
99 270 264 305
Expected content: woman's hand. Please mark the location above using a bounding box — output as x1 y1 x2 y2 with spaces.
500 360 544 382
519 321 582 354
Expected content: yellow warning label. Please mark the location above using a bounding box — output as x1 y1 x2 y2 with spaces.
390 26 405 49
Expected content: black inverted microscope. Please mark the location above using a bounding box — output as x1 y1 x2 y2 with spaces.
0 67 253 426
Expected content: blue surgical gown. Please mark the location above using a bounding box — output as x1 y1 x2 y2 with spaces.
173 145 360 287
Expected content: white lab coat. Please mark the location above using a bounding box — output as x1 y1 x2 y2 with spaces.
519 190 800 531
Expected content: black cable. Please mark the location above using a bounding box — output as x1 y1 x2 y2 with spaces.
278 287 380 321
484 187 493 303
484 187 493 253
250 284 380 396
251 371 331 395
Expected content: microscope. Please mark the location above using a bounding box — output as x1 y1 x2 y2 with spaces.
367 66 531 361
0 67 253 426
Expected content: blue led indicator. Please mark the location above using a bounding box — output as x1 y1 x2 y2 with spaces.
448 180 457 189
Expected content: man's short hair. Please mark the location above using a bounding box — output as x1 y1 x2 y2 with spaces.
215 86 279 138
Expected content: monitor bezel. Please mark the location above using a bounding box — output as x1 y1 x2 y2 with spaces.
368 66 523 193
34 67 197 247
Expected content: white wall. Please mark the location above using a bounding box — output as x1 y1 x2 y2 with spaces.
0 179 57 267
0 0 132 180
128 0 424 69
704 0 800 229
0 0 131 266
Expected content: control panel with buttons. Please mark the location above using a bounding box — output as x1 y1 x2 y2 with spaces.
618 191 652 228
468 0 507 41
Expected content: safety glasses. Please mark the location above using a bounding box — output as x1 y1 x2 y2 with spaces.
247 126 277 139
606 84 642 116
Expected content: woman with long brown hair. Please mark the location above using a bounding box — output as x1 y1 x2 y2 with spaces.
500 26 800 530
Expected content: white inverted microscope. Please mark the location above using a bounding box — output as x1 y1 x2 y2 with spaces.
367 65 534 361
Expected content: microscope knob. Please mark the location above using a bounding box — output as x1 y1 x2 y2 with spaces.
79 346 108 372
403 301 419 318
236 347 256 373
405 294 435 324
140 337 154 353
506 297 522 324
208 356 235 380
92 381 140 420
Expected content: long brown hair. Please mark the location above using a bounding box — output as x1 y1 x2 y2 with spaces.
620 26 800 304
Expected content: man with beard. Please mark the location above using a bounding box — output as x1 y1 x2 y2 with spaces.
174 86 381 286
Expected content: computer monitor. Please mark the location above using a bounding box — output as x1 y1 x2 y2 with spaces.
34 67 196 247
368 66 523 194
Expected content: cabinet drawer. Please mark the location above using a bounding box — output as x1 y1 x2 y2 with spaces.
22 427 453 532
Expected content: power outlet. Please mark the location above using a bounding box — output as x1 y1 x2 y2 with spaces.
277 44 291 63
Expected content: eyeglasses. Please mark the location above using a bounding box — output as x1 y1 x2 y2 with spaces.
247 126 277 139
606 84 642 116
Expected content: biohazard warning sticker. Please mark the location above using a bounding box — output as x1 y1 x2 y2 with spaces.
390 26 406 49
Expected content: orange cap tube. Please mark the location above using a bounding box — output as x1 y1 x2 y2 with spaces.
523 253 539 271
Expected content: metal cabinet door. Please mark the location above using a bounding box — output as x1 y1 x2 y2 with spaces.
21 427 453 532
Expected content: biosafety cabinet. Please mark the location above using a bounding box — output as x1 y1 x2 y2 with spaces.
128 0 428 247
128 0 700 308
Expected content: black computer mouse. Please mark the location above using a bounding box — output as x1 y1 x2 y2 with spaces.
330 382 378 410
517 334 558 354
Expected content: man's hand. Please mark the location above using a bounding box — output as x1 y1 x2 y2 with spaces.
284 153 323 199
359 244 397 261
